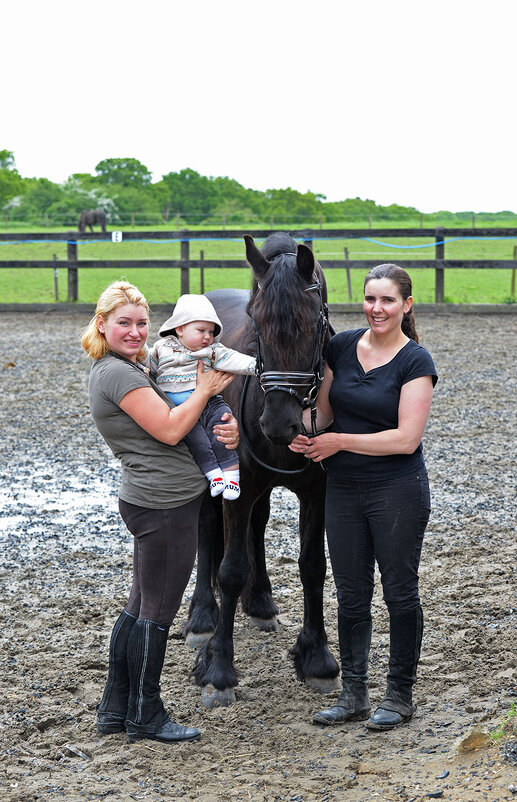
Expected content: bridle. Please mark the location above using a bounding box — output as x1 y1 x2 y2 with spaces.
239 270 332 475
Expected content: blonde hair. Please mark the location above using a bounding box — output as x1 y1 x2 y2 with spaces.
81 280 150 360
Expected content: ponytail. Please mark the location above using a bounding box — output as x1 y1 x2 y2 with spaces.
402 307 418 344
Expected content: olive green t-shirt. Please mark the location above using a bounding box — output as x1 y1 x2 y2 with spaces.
88 353 207 508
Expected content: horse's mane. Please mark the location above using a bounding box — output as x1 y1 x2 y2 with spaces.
248 234 325 370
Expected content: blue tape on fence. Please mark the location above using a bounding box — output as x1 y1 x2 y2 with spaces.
0 237 248 245
2 234 517 248
362 236 517 249
0 239 110 245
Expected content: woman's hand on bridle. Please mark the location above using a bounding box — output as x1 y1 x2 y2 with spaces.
289 432 341 462
288 434 311 453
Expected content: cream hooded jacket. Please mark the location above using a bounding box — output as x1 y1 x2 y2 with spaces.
145 294 256 394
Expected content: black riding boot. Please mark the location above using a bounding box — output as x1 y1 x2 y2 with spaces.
97 610 137 734
367 606 423 731
125 619 201 744
313 614 372 725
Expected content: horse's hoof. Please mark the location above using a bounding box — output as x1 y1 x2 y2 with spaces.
201 685 237 708
184 630 213 649
248 616 279 632
305 675 342 694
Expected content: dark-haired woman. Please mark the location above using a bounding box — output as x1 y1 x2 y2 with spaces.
290 264 437 731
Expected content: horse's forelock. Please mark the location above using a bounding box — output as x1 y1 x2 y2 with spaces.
253 257 318 370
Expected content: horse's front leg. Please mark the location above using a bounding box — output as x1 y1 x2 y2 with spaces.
191 496 251 708
290 486 340 693
184 492 222 647
240 489 280 631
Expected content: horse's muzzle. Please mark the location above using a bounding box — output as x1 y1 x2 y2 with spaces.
259 400 302 446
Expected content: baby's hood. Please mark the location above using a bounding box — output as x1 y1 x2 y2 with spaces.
158 294 223 340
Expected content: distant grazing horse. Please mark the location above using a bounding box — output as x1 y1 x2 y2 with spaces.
78 209 107 233
185 232 340 707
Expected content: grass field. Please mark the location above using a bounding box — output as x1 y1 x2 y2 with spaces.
1 225 516 304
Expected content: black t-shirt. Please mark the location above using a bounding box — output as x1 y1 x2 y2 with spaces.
323 328 438 481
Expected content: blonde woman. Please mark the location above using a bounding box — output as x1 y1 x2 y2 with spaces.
81 281 239 744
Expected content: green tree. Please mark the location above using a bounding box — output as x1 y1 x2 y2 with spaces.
101 184 162 223
264 188 324 223
323 197 378 223
68 172 99 189
377 202 419 221
8 178 62 222
95 158 152 187
0 149 25 208
147 180 176 221
160 168 217 223
0 149 16 170
0 169 24 208
42 176 120 226
210 176 266 221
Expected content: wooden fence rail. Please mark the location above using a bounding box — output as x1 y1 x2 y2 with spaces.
1 228 516 302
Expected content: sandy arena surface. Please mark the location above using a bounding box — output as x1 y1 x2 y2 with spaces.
0 307 516 801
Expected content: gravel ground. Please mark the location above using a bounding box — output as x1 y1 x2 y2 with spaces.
0 308 516 802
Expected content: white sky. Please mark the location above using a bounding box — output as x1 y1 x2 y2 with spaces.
2 0 516 213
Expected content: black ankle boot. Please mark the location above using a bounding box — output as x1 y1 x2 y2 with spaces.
125 619 201 744
367 606 423 731
313 616 372 725
97 610 137 735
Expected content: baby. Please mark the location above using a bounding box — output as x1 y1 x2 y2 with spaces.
147 294 256 500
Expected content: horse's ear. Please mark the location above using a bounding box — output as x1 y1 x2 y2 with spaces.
244 234 270 279
296 243 315 283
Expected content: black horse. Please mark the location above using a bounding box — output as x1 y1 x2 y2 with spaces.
185 232 340 706
78 209 107 233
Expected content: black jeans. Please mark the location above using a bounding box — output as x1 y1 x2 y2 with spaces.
325 471 431 618
184 395 238 474
119 492 204 627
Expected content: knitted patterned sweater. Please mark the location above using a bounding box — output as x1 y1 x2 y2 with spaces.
145 335 256 394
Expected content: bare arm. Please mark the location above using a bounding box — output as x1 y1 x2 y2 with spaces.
119 361 235 446
291 375 434 462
